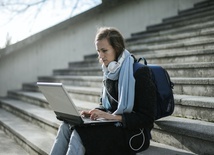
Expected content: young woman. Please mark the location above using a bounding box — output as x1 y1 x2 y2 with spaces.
50 27 156 155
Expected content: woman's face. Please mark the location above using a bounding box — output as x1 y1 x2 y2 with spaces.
95 38 116 67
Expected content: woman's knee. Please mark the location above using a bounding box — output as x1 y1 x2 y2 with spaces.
58 121 72 138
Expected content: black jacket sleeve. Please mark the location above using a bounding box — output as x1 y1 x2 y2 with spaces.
122 66 156 130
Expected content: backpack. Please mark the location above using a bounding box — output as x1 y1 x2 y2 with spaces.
133 57 175 120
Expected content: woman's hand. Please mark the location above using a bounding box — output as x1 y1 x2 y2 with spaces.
81 109 122 122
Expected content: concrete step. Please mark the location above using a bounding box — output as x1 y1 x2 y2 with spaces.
23 85 101 105
194 0 214 8
0 109 55 155
155 11 214 32
7 86 214 123
53 62 214 78
84 53 99 61
142 141 195 155
68 59 100 68
152 116 214 155
127 34 214 52
7 89 99 110
147 6 214 32
22 82 40 92
0 96 98 133
7 90 51 109
127 24 214 44
164 62 214 77
178 0 214 16
0 129 29 155
130 14 214 39
37 75 102 88
0 97 60 135
69 49 214 67
174 94 214 122
161 4 214 25
53 66 102 76
130 41 214 57
65 85 101 103
133 49 214 64
172 77 214 97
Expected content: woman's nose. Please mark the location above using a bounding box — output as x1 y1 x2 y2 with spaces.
98 52 104 59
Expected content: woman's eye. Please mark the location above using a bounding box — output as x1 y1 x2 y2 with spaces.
102 50 107 53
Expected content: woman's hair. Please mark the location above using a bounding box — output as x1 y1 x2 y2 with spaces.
95 27 125 59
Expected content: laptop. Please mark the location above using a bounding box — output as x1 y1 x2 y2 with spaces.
37 82 118 126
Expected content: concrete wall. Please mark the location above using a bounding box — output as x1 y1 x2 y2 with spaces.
0 0 203 96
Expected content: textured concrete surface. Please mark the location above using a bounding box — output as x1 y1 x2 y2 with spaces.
0 130 29 155
141 141 196 155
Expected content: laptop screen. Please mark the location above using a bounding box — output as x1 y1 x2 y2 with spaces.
37 82 80 117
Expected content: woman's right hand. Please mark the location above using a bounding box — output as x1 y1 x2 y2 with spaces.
80 110 91 118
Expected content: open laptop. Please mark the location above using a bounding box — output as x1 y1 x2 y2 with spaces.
37 82 118 126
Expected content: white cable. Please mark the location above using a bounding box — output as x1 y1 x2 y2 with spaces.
104 84 145 151
129 128 145 151
104 85 119 104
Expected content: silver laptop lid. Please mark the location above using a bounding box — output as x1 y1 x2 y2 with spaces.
37 82 80 117
37 82 118 125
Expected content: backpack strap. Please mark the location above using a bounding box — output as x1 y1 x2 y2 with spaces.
131 55 147 73
137 57 147 65
133 57 147 73
133 61 144 73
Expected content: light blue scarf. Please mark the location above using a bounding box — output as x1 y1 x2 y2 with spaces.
102 49 135 115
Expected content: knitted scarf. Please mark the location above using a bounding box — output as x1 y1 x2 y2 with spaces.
102 49 135 115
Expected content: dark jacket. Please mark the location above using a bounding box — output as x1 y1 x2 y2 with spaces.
76 66 156 155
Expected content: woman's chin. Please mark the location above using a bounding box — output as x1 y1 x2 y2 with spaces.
103 62 109 67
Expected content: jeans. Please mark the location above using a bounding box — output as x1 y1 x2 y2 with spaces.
50 122 85 155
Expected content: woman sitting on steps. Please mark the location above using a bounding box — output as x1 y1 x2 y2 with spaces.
50 27 156 155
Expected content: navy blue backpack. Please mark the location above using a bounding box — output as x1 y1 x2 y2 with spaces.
133 57 175 120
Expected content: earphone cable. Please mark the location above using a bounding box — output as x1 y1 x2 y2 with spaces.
129 128 145 151
103 84 119 104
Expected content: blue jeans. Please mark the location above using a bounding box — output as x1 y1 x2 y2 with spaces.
50 122 85 155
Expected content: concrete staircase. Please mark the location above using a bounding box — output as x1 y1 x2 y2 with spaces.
0 0 214 154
